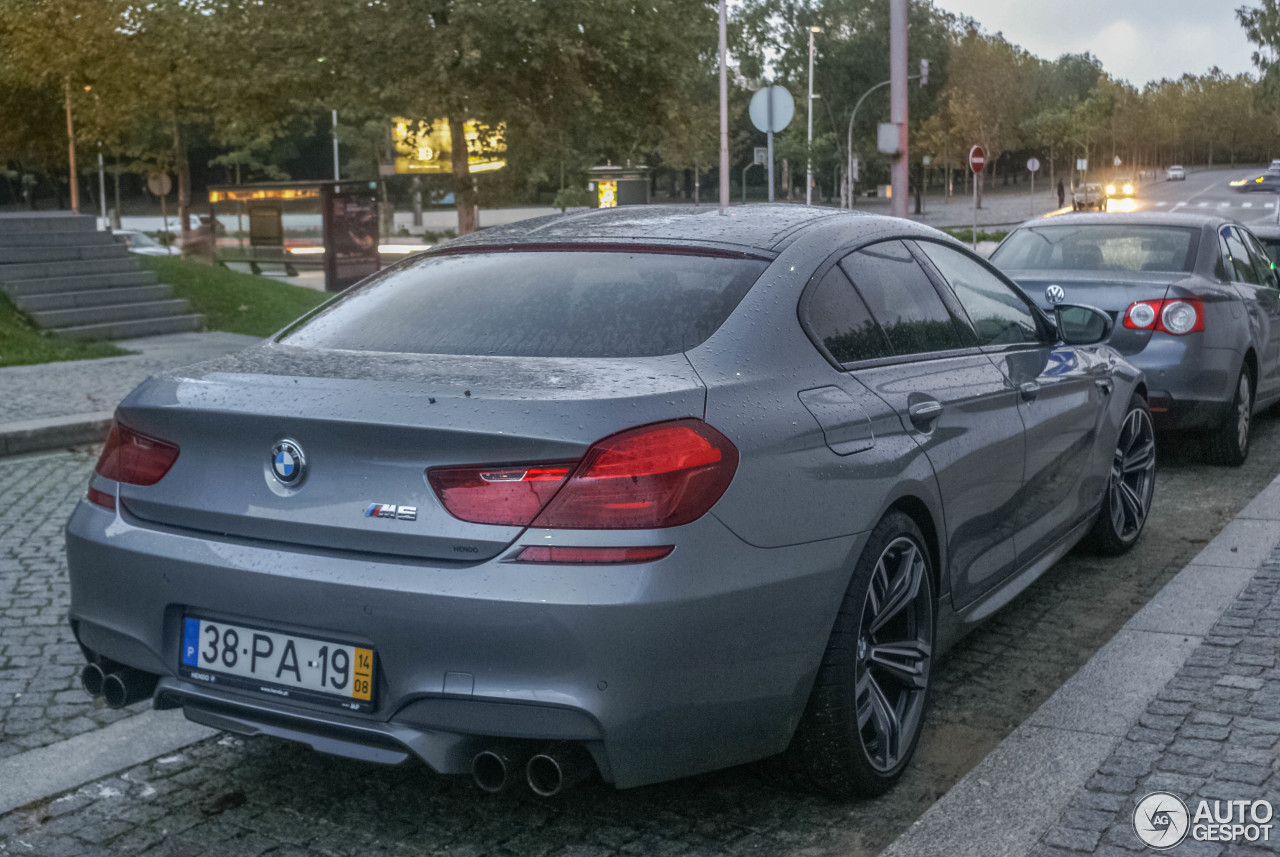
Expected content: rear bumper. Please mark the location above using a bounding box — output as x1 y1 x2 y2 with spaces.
1120 338 1240 431
66 499 863 788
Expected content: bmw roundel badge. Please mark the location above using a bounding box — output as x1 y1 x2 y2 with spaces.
271 439 306 486
1045 284 1066 305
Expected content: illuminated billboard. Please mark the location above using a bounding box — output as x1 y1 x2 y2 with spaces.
392 118 506 174
597 180 618 208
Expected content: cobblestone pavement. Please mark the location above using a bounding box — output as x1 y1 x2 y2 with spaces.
0 332 258 426
3 415 1280 856
1031 555 1280 857
0 450 145 759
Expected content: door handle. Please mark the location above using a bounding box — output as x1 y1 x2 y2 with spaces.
907 400 944 431
1019 381 1040 402
1095 378 1113 396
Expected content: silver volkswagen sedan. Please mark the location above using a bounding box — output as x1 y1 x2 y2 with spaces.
67 205 1152 798
991 213 1280 465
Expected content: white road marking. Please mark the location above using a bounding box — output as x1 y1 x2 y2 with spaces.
1219 202 1231 207
1155 201 1168 207
1244 202 1254 208
1198 202 1210 207
1268 203 1277 209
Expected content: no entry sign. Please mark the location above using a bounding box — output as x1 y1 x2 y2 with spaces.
969 145 986 174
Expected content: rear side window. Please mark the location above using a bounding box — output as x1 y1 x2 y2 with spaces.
802 267 891 363
914 241 1043 346
840 240 967 356
1222 228 1262 285
280 250 768 357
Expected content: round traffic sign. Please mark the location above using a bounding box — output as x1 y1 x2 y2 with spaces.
1027 157 1041 173
147 171 172 197
749 86 795 134
968 145 986 174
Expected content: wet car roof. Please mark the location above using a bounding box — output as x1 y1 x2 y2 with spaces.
1013 212 1234 229
438 204 939 255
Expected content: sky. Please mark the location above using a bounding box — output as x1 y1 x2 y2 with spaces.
937 0 1260 87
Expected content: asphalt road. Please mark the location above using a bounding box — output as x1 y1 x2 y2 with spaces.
1106 165 1280 227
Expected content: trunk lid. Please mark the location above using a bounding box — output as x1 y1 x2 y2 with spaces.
115 343 706 562
1005 270 1193 356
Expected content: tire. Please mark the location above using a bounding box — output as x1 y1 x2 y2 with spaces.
775 511 935 797
1084 394 1156 556
1207 365 1253 466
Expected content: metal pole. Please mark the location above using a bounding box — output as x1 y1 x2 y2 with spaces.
719 0 729 214
849 80 890 211
1030 170 1035 216
807 28 817 206
331 110 340 181
889 0 908 218
65 78 79 215
767 90 775 203
97 148 106 221
972 167 978 251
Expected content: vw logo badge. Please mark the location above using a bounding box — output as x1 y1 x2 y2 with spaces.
1045 284 1066 304
271 439 306 486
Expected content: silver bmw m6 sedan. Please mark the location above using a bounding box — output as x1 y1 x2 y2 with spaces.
67 204 1153 798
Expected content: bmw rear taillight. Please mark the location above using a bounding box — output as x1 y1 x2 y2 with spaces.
1122 299 1204 335
94 418 180 486
427 463 576 527
428 419 739 530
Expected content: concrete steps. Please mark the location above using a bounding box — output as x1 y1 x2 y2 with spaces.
29 299 194 330
53 314 206 341
0 214 203 340
15 284 175 313
3 271 160 297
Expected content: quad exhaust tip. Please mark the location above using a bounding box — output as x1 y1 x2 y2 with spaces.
525 744 593 797
82 663 159 710
471 745 532 794
80 663 107 697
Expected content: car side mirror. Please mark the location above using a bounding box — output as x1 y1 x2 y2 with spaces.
1054 304 1113 346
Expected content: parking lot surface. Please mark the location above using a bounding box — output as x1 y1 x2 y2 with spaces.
4 413 1280 856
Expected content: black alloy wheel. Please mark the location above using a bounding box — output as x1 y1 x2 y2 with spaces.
855 535 933 773
1087 394 1156 555
1207 366 1252 466
778 511 935 797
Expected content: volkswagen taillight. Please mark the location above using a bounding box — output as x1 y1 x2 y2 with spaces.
1123 299 1204 335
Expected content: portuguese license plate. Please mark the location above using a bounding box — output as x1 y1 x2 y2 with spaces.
179 616 375 712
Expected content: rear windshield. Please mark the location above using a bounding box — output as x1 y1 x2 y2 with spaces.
990 225 1198 273
279 250 768 358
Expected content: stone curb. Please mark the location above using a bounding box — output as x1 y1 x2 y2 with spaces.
0 411 112 457
0 709 215 815
879 470 1280 857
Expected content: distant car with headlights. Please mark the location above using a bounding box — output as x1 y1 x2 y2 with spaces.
1072 183 1106 211
1106 180 1136 200
990 213 1280 465
1166 165 1186 181
1229 172 1280 192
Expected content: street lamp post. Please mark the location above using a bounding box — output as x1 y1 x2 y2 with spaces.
806 26 820 206
64 78 79 215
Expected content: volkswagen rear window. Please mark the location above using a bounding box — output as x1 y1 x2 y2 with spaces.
991 225 1198 273
279 250 768 358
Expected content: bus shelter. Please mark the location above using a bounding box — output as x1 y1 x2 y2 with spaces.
207 181 380 292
